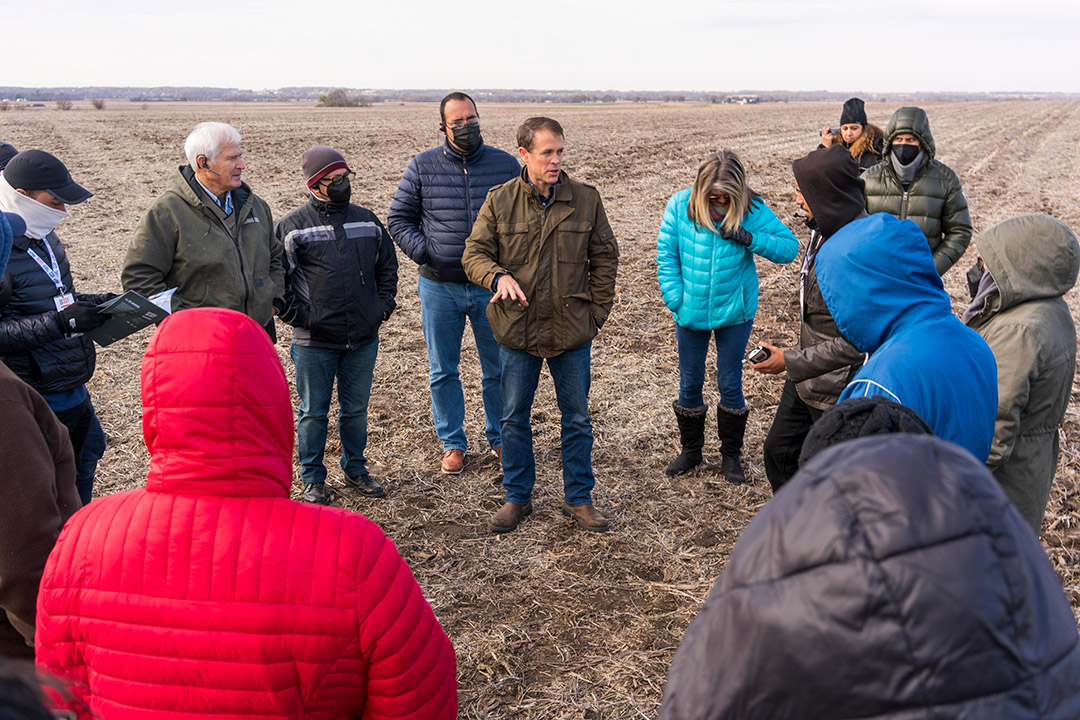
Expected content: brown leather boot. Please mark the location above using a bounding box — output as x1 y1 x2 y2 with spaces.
561 503 610 532
489 501 532 533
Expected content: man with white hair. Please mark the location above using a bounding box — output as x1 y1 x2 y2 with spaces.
122 121 283 336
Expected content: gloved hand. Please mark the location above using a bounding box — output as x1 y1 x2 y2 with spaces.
58 301 107 333
720 225 753 247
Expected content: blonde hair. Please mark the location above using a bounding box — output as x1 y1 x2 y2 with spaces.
849 123 883 164
687 150 760 235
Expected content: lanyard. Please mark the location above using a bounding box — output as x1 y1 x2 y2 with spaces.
799 229 824 316
25 239 65 295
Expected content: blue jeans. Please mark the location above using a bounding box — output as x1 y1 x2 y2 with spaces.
676 320 754 410
418 275 503 452
77 402 106 505
500 342 594 506
290 339 379 483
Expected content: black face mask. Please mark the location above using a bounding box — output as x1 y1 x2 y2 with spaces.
450 124 482 155
324 175 351 204
892 143 920 166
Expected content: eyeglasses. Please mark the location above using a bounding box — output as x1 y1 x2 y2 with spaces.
319 170 353 186
445 117 480 129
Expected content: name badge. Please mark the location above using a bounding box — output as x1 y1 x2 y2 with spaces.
54 293 75 312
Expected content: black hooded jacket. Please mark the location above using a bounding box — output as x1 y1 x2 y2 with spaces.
659 434 1080 719
782 146 867 409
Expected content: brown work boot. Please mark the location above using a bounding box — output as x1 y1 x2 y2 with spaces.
489 501 532 533
441 448 465 475
561 503 610 532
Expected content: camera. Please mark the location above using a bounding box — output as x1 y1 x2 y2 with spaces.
747 345 771 364
830 127 841 136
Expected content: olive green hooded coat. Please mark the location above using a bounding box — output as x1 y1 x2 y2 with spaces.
861 106 972 275
122 166 283 325
964 214 1078 533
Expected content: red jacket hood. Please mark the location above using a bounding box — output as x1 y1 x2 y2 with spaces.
140 307 293 498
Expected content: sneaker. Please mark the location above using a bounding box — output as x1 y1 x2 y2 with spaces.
302 482 331 505
441 448 465 475
343 473 386 498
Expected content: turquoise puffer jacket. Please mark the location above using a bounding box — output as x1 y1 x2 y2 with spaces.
657 189 798 331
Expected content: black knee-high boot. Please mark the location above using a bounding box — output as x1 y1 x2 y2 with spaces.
665 402 708 476
717 406 749 484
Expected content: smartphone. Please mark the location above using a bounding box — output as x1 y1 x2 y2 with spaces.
748 345 771 364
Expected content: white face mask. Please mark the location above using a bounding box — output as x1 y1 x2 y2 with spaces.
0 175 68 239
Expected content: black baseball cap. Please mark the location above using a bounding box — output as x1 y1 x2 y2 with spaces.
2 149 93 205
0 142 17 171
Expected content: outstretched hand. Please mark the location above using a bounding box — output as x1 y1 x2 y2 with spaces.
492 275 529 306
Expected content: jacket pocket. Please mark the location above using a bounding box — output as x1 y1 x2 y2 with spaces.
557 221 592 263
487 298 527 349
562 292 597 347
496 222 531 266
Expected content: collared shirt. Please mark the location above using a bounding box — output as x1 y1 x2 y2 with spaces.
194 175 233 216
525 175 555 206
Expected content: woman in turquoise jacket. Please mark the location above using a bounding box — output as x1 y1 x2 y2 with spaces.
657 150 798 481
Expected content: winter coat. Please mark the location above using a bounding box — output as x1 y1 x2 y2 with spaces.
462 169 619 358
388 140 520 284
35 308 458 720
784 146 870 410
0 230 107 395
862 106 972 275
276 197 398 349
816 212 997 461
122 166 284 325
964 214 1079 533
0 363 79 659
659 434 1080 720
656 189 798 331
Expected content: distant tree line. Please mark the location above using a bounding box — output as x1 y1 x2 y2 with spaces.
1 86 1076 104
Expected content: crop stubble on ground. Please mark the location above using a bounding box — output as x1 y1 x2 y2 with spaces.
3 100 1079 718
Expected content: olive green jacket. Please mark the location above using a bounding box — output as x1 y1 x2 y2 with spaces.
122 167 283 325
861 107 972 275
965 214 1078 533
462 169 619 358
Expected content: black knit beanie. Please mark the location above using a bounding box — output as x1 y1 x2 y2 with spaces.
840 98 867 126
799 396 933 466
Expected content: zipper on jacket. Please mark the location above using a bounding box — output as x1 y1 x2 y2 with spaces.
463 157 474 228
900 190 909 220
232 206 252 315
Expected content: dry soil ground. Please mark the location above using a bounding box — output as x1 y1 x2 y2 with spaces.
3 100 1079 718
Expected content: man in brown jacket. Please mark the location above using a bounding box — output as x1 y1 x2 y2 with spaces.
463 117 619 533
0 211 81 658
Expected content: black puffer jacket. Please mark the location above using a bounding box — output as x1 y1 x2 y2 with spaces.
387 140 519 284
659 435 1080 720
275 197 398 349
0 232 107 394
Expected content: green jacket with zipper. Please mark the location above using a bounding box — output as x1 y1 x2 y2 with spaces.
462 169 619 358
122 166 283 325
861 106 972 275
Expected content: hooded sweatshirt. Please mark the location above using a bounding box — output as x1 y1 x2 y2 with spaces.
659 435 1080 719
815 211 997 461
963 214 1079 532
782 146 867 409
862 106 973 275
35 307 458 720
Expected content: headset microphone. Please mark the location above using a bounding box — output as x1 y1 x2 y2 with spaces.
199 158 221 176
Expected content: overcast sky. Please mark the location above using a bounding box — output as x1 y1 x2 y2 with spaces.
6 0 1077 93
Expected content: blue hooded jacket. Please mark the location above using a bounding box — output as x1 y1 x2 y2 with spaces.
815 212 997 461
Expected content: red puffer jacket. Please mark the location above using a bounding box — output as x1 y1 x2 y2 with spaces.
35 307 457 719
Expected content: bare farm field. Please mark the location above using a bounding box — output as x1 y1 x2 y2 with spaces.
4 100 1080 717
